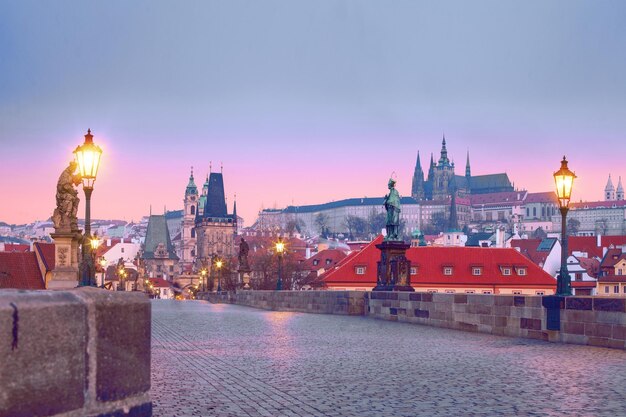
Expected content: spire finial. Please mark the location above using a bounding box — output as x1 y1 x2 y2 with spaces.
221 161 223 173
209 161 212 173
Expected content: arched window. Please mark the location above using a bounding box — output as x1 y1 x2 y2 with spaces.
191 229 196 238
190 205 196 215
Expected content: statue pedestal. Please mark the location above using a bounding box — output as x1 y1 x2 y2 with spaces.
239 270 251 290
373 240 414 292
49 231 82 289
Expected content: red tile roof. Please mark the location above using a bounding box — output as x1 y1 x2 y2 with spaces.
469 191 526 206
149 277 171 288
33 242 55 271
0 252 45 289
510 239 548 266
1 244 30 252
571 200 626 209
303 249 347 271
571 281 597 288
524 192 557 204
324 235 555 289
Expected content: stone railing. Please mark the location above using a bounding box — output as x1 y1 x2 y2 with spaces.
0 288 151 417
199 290 367 315
204 290 626 351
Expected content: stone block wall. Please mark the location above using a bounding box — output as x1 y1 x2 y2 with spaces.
558 297 626 350
200 290 367 315
0 288 151 417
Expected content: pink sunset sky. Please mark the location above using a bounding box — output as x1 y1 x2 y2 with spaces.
1 1 625 226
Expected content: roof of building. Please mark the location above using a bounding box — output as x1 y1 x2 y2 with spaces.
469 191 526 206
143 215 178 260
524 192 558 204
468 173 514 193
303 249 347 271
279 196 419 214
0 252 45 289
324 235 555 287
1 243 30 252
570 200 626 209
149 277 171 288
165 210 184 220
575 256 600 278
465 232 493 247
33 242 55 271
510 238 557 267
568 236 626 259
203 172 228 218
600 248 626 271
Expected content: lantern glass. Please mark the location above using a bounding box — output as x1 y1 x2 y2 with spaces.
215 260 223 269
90 237 100 250
74 129 103 188
275 240 285 254
553 156 576 208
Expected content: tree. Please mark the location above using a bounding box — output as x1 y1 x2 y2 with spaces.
344 215 368 239
315 213 329 237
367 210 386 236
285 218 305 235
429 211 448 234
566 218 581 235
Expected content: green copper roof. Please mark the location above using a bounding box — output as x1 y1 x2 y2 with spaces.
143 215 179 260
186 172 198 195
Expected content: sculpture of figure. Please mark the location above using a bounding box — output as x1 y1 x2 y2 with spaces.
383 177 401 241
238 237 250 270
52 161 81 232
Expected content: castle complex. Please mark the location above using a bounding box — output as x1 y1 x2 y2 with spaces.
411 136 514 201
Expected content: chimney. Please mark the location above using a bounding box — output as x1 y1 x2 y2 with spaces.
597 234 602 247
107 239 111 247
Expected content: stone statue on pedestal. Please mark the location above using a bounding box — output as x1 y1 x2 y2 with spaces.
238 237 251 289
383 177 401 241
52 161 81 232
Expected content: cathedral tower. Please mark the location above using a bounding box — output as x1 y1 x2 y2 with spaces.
605 174 616 201
180 168 198 273
411 151 425 201
617 176 624 201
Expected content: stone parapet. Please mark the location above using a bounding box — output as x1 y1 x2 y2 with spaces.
199 290 367 315
203 290 625 351
0 288 151 417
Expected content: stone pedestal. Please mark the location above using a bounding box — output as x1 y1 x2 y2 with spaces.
49 231 82 289
373 240 414 292
239 270 251 290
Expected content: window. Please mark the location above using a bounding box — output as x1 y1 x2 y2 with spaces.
604 286 610 294
410 267 417 275
512 290 522 295
575 272 582 281
355 266 366 275
445 290 455 294
326 259 332 265
313 260 319 266
618 269 623 276
535 291 545 296
443 267 453 275
517 268 527 276
121 247 125 253
623 286 626 294
169 265 174 272
157 265 162 272
614 286 620 294
191 229 196 238
502 267 512 276
427 289 438 293
465 290 475 294
482 290 492 294
472 267 482 276
191 205 195 215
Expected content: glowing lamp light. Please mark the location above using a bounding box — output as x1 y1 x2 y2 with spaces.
99 258 107 268
201 269 207 276
90 237 101 251
275 240 285 254
74 129 103 189
553 156 576 209
215 260 223 269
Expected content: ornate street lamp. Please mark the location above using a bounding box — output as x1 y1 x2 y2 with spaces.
553 156 576 296
215 259 223 292
200 268 207 291
275 238 285 291
74 129 103 286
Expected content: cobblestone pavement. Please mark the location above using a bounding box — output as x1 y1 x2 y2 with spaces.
152 300 626 417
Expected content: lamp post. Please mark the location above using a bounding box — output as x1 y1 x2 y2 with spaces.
200 268 207 292
553 156 576 296
275 238 285 290
98 257 107 287
215 259 223 292
74 129 103 286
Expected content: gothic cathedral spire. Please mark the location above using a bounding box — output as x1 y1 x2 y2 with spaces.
465 150 471 178
411 151 425 201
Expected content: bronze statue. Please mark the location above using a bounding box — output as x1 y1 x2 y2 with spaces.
52 161 81 232
238 237 250 271
383 177 401 241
